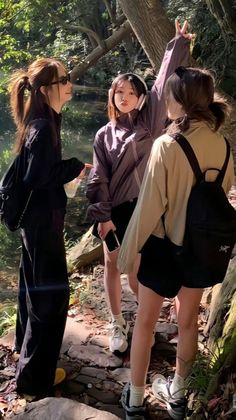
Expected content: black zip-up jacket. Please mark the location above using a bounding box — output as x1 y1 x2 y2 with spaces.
20 105 84 228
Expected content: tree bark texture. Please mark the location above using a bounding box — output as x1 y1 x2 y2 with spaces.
206 0 236 98
205 0 236 36
118 0 174 70
204 258 236 397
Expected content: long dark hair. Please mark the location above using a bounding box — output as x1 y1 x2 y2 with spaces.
9 58 65 152
165 66 230 134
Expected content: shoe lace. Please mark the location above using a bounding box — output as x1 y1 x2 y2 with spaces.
110 323 125 338
166 376 186 401
167 376 172 397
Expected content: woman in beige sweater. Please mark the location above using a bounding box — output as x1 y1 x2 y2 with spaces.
118 67 235 420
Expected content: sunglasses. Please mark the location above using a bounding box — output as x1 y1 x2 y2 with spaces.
49 73 71 86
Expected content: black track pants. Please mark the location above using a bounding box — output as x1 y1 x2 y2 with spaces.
15 218 69 395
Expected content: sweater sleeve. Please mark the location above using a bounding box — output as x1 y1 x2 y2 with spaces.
140 35 190 139
86 127 112 222
23 123 85 189
117 137 168 273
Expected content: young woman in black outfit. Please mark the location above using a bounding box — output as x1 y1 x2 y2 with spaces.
9 58 85 396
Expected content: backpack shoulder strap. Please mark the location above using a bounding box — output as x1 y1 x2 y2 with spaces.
216 138 231 185
170 133 202 180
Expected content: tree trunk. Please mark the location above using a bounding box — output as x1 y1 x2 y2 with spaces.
70 0 236 145
204 257 236 397
118 0 174 70
119 0 236 145
205 0 236 36
205 0 236 98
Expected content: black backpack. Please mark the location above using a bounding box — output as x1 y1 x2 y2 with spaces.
171 133 236 285
0 151 32 232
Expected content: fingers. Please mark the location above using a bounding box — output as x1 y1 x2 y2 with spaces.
181 20 188 34
175 18 188 34
98 221 116 240
77 168 86 179
78 163 93 179
175 18 193 40
175 19 180 33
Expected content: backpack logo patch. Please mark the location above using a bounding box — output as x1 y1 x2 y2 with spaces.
219 245 231 253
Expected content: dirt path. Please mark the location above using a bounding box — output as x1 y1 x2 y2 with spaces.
2 262 233 419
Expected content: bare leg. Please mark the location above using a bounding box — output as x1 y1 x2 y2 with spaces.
127 253 140 299
103 244 121 315
131 283 164 386
175 287 204 379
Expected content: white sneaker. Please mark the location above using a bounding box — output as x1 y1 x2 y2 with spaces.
109 321 129 353
152 374 187 420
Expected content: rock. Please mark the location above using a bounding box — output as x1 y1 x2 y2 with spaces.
89 334 109 348
63 381 85 395
10 397 121 419
61 317 93 354
155 322 178 335
96 403 124 419
110 367 131 383
67 226 103 270
68 344 123 368
75 374 101 385
87 387 120 404
79 366 108 380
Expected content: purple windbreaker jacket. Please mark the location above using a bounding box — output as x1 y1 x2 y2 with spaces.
87 35 190 222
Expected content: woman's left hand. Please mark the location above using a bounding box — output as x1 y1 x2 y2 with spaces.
175 19 193 40
76 163 93 180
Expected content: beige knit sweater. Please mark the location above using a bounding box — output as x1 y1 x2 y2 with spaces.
117 121 235 274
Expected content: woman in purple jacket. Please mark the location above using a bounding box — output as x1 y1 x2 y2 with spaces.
87 20 192 354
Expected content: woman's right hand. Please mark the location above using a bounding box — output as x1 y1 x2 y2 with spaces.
175 19 193 40
98 220 116 240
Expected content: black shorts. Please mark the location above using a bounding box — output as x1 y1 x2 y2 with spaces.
138 235 220 298
138 235 183 298
92 199 137 244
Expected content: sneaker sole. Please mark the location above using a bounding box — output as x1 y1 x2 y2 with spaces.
153 395 185 419
125 414 145 420
152 385 185 420
167 404 185 420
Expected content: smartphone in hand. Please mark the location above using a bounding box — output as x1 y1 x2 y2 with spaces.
104 230 120 252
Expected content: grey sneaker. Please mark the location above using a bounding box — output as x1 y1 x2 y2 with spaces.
152 374 187 420
120 383 146 420
109 321 129 353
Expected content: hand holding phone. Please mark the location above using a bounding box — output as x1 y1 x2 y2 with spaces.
104 229 120 252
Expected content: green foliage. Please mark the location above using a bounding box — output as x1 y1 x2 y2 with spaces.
0 0 109 88
0 302 16 337
0 0 141 91
0 225 20 271
0 139 21 271
162 0 236 95
62 100 106 131
69 276 91 306
188 344 224 396
0 148 14 175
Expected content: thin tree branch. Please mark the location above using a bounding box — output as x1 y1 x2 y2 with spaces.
70 20 132 80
